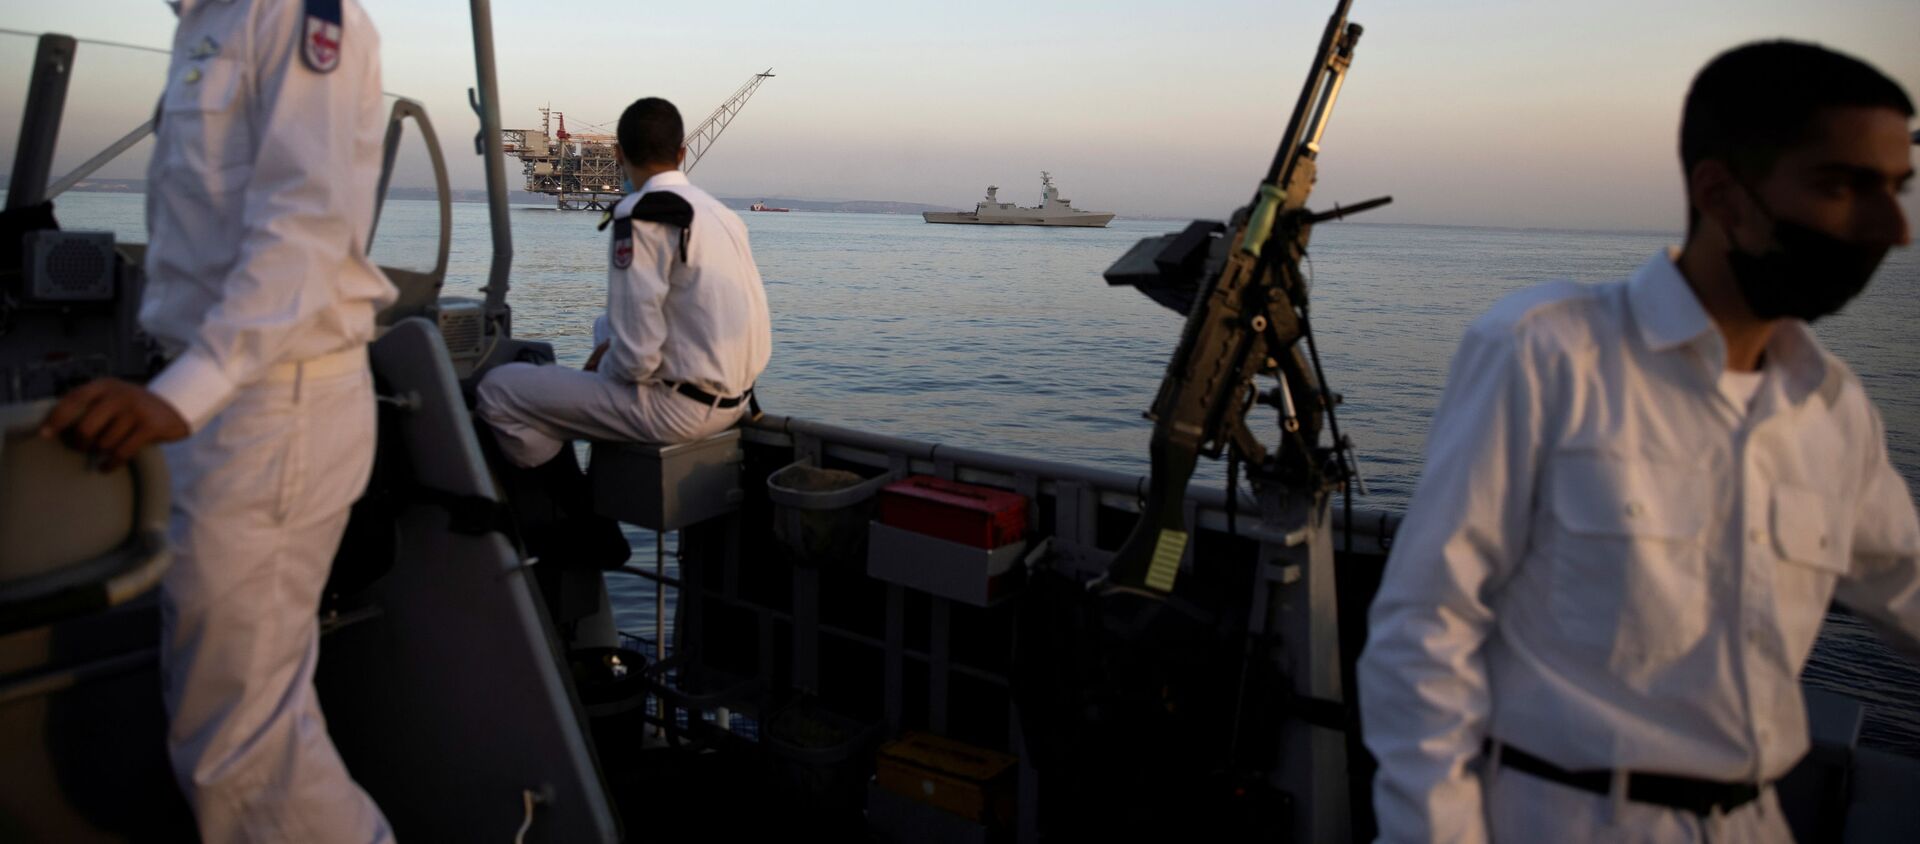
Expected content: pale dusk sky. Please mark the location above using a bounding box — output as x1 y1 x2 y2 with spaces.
2 0 1915 230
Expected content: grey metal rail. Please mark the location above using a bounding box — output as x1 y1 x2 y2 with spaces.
6 34 75 210
46 119 152 200
369 98 452 286
466 0 513 321
744 413 1401 553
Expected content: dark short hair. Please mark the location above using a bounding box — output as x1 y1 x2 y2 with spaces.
1681 41 1912 228
617 97 684 168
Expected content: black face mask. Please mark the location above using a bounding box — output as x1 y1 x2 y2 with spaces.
1726 199 1887 323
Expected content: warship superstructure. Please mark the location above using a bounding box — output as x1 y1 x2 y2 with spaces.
923 172 1115 227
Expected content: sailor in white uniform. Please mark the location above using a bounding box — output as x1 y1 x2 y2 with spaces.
477 97 772 467
1358 43 1916 843
42 0 395 840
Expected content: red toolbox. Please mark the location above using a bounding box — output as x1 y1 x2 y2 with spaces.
876 476 1027 549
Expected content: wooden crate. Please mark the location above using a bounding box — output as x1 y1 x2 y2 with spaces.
874 732 1018 828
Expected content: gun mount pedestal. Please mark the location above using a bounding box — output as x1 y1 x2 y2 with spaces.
1252 488 1349 844
1090 3 1377 835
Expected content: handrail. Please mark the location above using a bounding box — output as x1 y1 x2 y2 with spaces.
369 98 451 288
743 413 1402 550
5 34 74 211
46 119 153 200
467 0 514 322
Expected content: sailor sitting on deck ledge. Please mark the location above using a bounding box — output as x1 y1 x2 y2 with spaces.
477 96 772 467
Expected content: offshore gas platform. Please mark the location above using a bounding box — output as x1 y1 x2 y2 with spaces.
501 69 775 210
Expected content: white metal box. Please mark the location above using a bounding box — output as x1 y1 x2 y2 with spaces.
866 521 1025 608
588 430 743 531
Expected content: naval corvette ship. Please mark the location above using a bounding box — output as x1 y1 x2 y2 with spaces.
923 172 1115 227
2 1 1914 841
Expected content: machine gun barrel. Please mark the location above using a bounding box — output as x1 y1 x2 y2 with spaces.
1267 2 1356 189
1308 195 1392 224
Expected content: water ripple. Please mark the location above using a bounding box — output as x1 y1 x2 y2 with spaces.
72 194 1904 756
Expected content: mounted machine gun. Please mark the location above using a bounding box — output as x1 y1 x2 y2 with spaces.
1103 0 1389 596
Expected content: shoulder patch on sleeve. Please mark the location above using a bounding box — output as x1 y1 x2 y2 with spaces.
611 216 634 269
302 0 344 74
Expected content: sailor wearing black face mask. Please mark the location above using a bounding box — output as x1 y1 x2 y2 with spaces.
1360 42 1918 843
1724 186 1894 323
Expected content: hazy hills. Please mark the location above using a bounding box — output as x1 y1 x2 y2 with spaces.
21 177 960 216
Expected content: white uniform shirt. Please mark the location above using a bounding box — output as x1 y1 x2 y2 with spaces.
1719 367 1766 412
143 0 395 432
591 171 771 398
1357 251 1920 843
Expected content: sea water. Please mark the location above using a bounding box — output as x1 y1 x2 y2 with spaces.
54 191 1920 752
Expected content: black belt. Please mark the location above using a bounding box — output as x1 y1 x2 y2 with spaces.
667 381 753 409
1494 742 1763 817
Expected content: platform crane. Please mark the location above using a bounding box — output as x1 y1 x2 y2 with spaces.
501 69 776 210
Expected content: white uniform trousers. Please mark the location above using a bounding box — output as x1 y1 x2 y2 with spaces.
475 362 748 468
159 356 393 844
1486 756 1792 843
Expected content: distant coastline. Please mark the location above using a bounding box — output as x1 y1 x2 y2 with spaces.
716 197 953 216
36 178 603 210
24 177 971 217
13 180 1679 233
